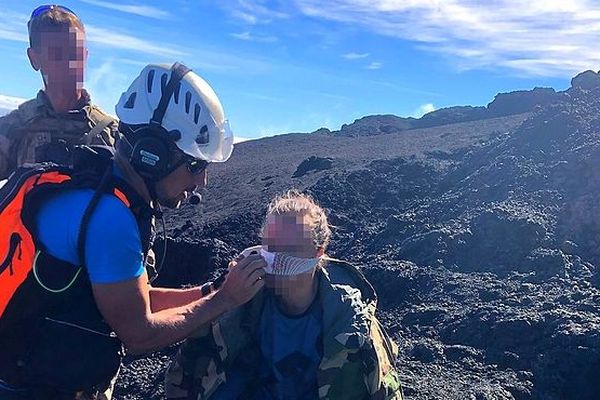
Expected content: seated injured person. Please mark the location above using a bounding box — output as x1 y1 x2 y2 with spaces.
165 190 404 400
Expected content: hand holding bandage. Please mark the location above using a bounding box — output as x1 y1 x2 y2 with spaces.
210 249 265 307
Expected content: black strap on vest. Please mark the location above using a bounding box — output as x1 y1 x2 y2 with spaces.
76 161 114 266
150 62 192 126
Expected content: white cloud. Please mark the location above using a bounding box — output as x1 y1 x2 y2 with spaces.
411 103 436 118
343 52 369 60
220 0 290 25
231 31 251 41
223 1 290 25
234 136 256 143
86 25 188 58
79 0 171 19
84 26 272 74
0 28 27 43
0 10 29 43
0 10 184 58
293 0 600 77
365 61 382 70
231 10 259 25
0 94 27 117
85 59 130 116
0 94 26 111
231 31 279 43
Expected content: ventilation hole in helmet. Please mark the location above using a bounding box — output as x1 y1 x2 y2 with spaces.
147 70 154 93
169 130 182 141
195 125 209 145
123 92 137 109
185 91 192 113
161 73 168 92
194 104 201 124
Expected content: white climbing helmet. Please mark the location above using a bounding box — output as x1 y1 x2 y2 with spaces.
115 62 234 162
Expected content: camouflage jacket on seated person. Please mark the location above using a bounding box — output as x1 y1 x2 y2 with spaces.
0 89 118 180
165 259 404 400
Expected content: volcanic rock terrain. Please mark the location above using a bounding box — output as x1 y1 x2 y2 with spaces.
115 71 600 400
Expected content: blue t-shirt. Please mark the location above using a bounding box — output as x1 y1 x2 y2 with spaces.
35 184 145 284
212 292 322 400
255 294 322 400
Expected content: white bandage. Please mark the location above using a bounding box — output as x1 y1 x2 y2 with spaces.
239 245 321 276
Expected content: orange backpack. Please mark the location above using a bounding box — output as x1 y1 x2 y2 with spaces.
0 166 130 318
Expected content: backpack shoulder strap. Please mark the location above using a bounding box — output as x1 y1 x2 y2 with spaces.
87 106 118 146
76 161 114 266
367 317 404 399
73 157 149 269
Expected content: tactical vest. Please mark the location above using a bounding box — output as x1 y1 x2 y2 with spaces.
12 92 117 167
0 147 154 392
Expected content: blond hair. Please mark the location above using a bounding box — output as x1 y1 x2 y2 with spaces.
264 190 331 249
28 7 85 49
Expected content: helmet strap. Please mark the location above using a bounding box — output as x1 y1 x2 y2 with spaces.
144 177 159 202
150 62 192 126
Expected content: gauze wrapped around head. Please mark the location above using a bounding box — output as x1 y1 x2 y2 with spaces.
240 245 321 276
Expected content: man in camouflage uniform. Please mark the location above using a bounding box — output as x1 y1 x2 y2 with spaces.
0 5 117 180
166 191 403 400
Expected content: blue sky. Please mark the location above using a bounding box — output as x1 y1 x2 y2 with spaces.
0 1 595 141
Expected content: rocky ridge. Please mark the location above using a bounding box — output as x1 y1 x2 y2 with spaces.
331 70 600 138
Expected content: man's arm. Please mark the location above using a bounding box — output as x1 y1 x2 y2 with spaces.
148 254 241 312
148 286 203 312
92 254 265 354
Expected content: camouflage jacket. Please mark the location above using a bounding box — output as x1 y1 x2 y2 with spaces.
165 259 403 400
0 90 118 180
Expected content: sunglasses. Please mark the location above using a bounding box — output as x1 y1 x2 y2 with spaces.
30 4 77 20
185 157 209 176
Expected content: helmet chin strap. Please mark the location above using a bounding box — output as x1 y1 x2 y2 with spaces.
144 177 160 202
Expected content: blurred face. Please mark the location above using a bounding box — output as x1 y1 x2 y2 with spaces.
263 212 317 257
27 26 87 92
154 160 208 209
262 212 321 293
